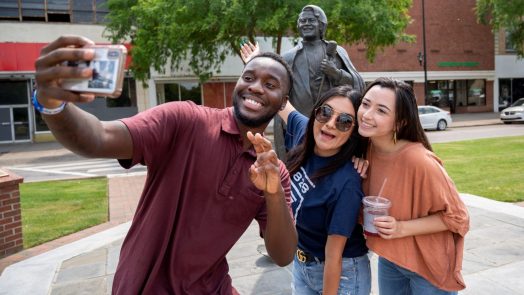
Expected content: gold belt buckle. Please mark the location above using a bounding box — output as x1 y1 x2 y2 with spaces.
296 249 307 263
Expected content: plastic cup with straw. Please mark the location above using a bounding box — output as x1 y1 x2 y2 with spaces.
362 178 392 236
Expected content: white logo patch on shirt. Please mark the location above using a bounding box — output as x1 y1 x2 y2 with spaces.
291 166 315 219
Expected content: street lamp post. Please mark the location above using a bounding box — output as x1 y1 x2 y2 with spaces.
421 0 428 104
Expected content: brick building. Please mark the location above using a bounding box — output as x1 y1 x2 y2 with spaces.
349 0 495 114
0 0 512 144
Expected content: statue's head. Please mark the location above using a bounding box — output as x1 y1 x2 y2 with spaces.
297 5 327 41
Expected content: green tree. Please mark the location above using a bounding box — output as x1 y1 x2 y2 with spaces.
327 0 415 61
105 0 413 82
476 0 524 57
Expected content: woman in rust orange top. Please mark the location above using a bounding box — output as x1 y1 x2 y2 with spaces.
357 78 470 294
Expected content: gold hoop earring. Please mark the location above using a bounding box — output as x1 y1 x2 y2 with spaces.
393 131 397 145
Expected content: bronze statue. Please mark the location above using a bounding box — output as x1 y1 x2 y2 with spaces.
241 5 364 160
275 5 364 159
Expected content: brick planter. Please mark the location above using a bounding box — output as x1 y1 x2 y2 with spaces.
0 169 24 258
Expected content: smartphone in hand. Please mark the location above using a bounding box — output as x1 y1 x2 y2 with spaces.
61 45 127 98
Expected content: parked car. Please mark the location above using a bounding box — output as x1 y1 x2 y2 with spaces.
418 106 452 131
500 98 524 124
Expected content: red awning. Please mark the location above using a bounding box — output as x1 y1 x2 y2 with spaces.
0 43 132 72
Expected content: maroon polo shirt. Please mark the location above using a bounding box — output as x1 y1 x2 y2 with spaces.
113 101 291 294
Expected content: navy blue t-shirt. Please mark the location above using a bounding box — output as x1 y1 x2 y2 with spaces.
285 111 367 260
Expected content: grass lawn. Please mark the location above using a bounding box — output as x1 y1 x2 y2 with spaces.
19 177 108 248
433 136 524 203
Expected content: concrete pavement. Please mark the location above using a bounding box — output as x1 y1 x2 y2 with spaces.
1 112 523 294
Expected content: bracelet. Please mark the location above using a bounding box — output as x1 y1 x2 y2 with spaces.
32 90 67 115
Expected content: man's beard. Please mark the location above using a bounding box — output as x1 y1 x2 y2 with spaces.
233 96 276 128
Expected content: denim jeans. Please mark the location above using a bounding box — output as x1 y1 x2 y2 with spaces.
291 253 371 295
378 257 458 295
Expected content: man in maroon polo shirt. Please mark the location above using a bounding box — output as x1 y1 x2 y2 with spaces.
34 36 297 294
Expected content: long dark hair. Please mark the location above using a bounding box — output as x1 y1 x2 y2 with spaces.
363 77 432 151
286 85 366 181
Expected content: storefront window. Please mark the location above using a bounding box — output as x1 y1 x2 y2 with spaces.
34 111 49 132
512 78 524 103
428 79 485 111
427 80 453 110
455 79 486 107
157 82 202 105
499 79 512 111
0 80 29 105
467 80 486 106
106 77 137 108
455 80 468 107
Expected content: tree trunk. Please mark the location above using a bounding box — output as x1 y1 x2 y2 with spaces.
276 33 282 54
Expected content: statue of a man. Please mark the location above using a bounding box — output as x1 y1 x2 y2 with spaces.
240 5 364 160
272 5 364 159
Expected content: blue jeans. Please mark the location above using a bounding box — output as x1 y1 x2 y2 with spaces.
378 257 458 295
291 253 371 295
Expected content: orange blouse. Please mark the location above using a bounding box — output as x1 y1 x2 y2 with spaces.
363 142 469 291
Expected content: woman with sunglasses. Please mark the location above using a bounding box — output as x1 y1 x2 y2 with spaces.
358 78 469 294
278 85 370 295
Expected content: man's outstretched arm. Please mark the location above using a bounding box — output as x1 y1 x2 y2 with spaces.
35 35 133 159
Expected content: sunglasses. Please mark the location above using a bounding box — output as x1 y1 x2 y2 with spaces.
314 105 354 132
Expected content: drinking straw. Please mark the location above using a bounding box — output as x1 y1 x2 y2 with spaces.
377 178 388 198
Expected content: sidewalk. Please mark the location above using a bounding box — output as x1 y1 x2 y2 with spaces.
450 112 501 128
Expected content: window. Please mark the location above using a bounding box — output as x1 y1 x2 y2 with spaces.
455 79 486 107
0 80 29 105
0 1 20 19
428 79 485 111
157 82 202 105
34 111 49 132
21 0 46 21
505 30 516 53
499 79 512 111
0 0 108 23
106 77 137 108
95 0 108 23
467 80 486 106
427 80 453 108
47 0 70 22
72 0 93 23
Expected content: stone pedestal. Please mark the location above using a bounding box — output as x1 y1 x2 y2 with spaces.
0 169 24 258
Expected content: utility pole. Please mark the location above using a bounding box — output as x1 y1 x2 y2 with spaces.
421 0 428 104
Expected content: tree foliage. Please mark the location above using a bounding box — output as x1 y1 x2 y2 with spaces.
105 0 413 82
476 0 524 57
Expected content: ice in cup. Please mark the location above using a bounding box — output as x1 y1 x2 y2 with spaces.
362 196 392 236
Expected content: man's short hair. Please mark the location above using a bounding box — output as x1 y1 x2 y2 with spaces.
247 52 294 96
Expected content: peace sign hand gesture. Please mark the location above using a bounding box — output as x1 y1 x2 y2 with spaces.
247 131 282 195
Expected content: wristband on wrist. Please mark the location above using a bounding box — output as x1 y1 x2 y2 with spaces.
32 90 67 115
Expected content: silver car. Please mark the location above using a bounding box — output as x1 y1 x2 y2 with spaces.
418 106 452 131
500 98 524 124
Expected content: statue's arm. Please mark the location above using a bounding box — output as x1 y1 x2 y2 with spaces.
334 48 365 92
333 69 353 86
